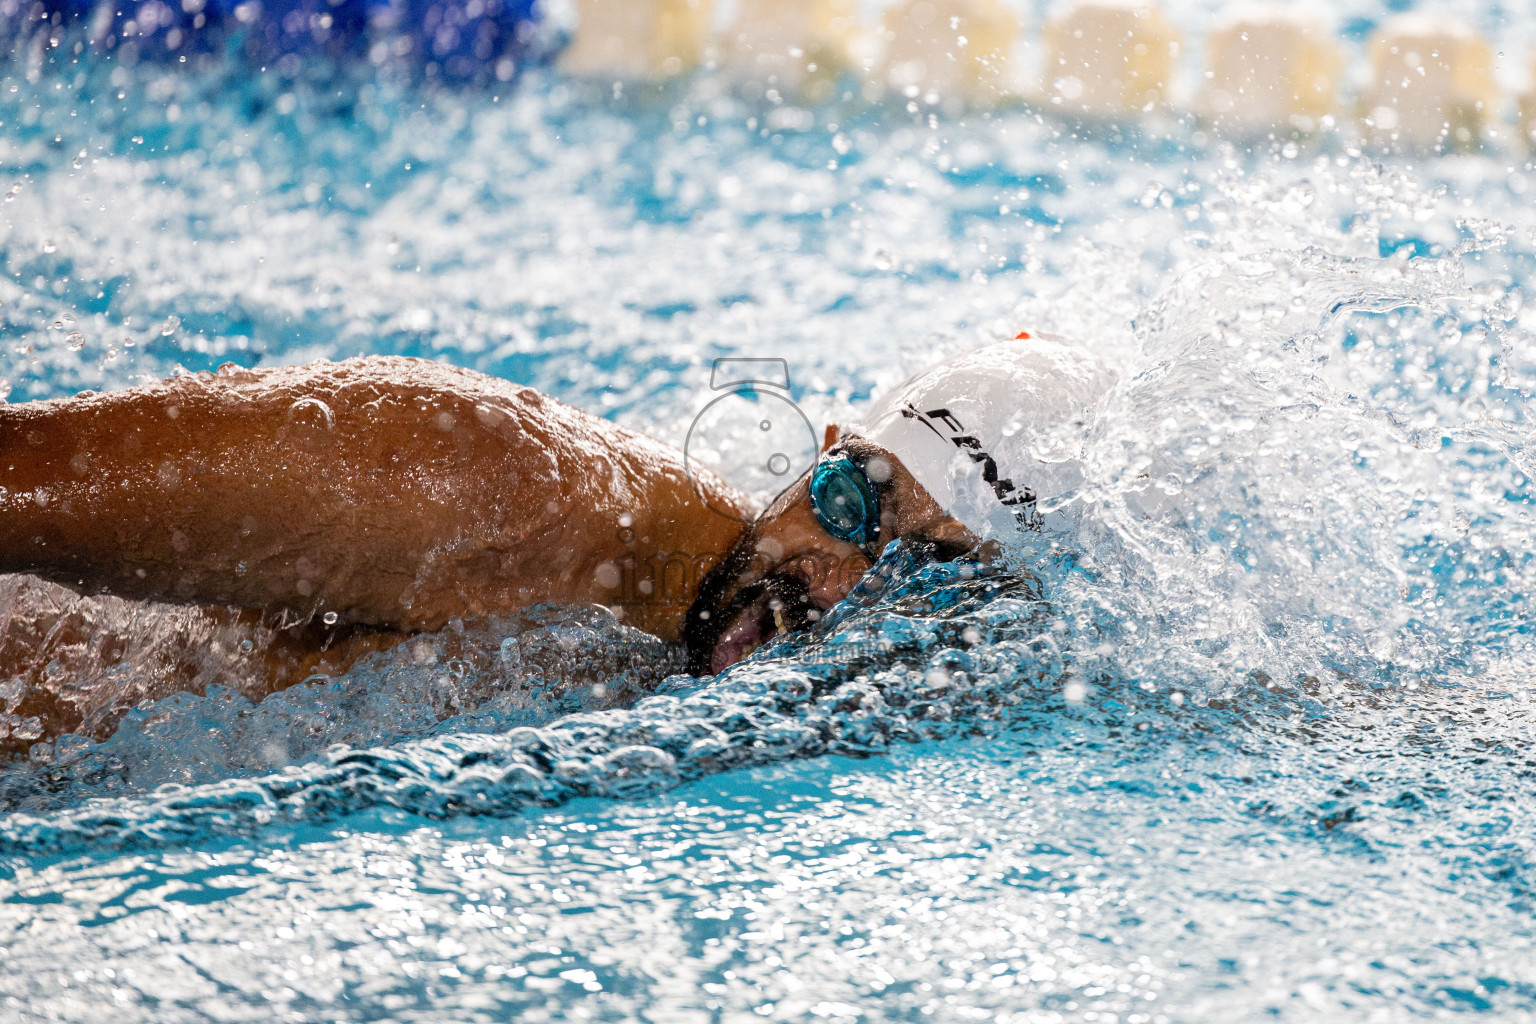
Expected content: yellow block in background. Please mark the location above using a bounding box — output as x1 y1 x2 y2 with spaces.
876 0 1023 108
1203 6 1342 135
1042 0 1182 117
1360 15 1499 150
558 0 714 80
722 0 861 103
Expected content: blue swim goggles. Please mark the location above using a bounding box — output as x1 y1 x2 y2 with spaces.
808 453 882 556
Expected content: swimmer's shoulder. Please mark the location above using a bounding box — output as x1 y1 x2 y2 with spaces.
27 356 633 459
147 356 566 422
311 356 569 414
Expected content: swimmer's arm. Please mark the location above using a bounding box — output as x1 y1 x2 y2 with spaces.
0 357 746 640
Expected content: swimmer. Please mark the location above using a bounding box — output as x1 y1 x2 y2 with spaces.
0 336 1109 744
686 333 1112 671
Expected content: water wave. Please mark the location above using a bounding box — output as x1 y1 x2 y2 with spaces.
0 545 1068 852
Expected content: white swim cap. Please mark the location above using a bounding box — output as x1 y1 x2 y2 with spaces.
856 333 1115 544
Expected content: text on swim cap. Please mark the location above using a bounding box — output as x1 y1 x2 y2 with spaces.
898 404 1042 531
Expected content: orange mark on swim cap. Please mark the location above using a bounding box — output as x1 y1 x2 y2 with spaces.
1015 331 1032 339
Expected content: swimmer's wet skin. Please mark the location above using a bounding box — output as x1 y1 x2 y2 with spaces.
0 358 749 682
0 336 1110 737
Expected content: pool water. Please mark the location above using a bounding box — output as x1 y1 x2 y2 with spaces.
5 1 1536 1020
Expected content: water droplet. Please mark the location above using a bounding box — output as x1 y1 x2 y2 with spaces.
323 611 339 626
239 639 255 653
40 240 56 254
160 315 181 336
286 397 335 435
873 249 894 271
65 331 84 351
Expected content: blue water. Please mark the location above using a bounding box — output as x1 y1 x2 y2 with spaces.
6 1 1536 1019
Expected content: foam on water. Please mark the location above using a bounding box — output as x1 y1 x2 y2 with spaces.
0 601 684 806
4 25 1536 1021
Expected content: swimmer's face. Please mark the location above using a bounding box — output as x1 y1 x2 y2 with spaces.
683 433 973 674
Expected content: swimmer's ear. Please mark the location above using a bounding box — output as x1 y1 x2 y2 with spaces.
821 424 841 452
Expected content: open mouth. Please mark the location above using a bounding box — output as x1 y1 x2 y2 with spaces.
708 574 816 675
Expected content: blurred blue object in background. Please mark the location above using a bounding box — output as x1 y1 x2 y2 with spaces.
6 0 540 79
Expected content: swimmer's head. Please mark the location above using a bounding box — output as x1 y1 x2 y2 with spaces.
854 331 1113 544
684 333 1113 674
